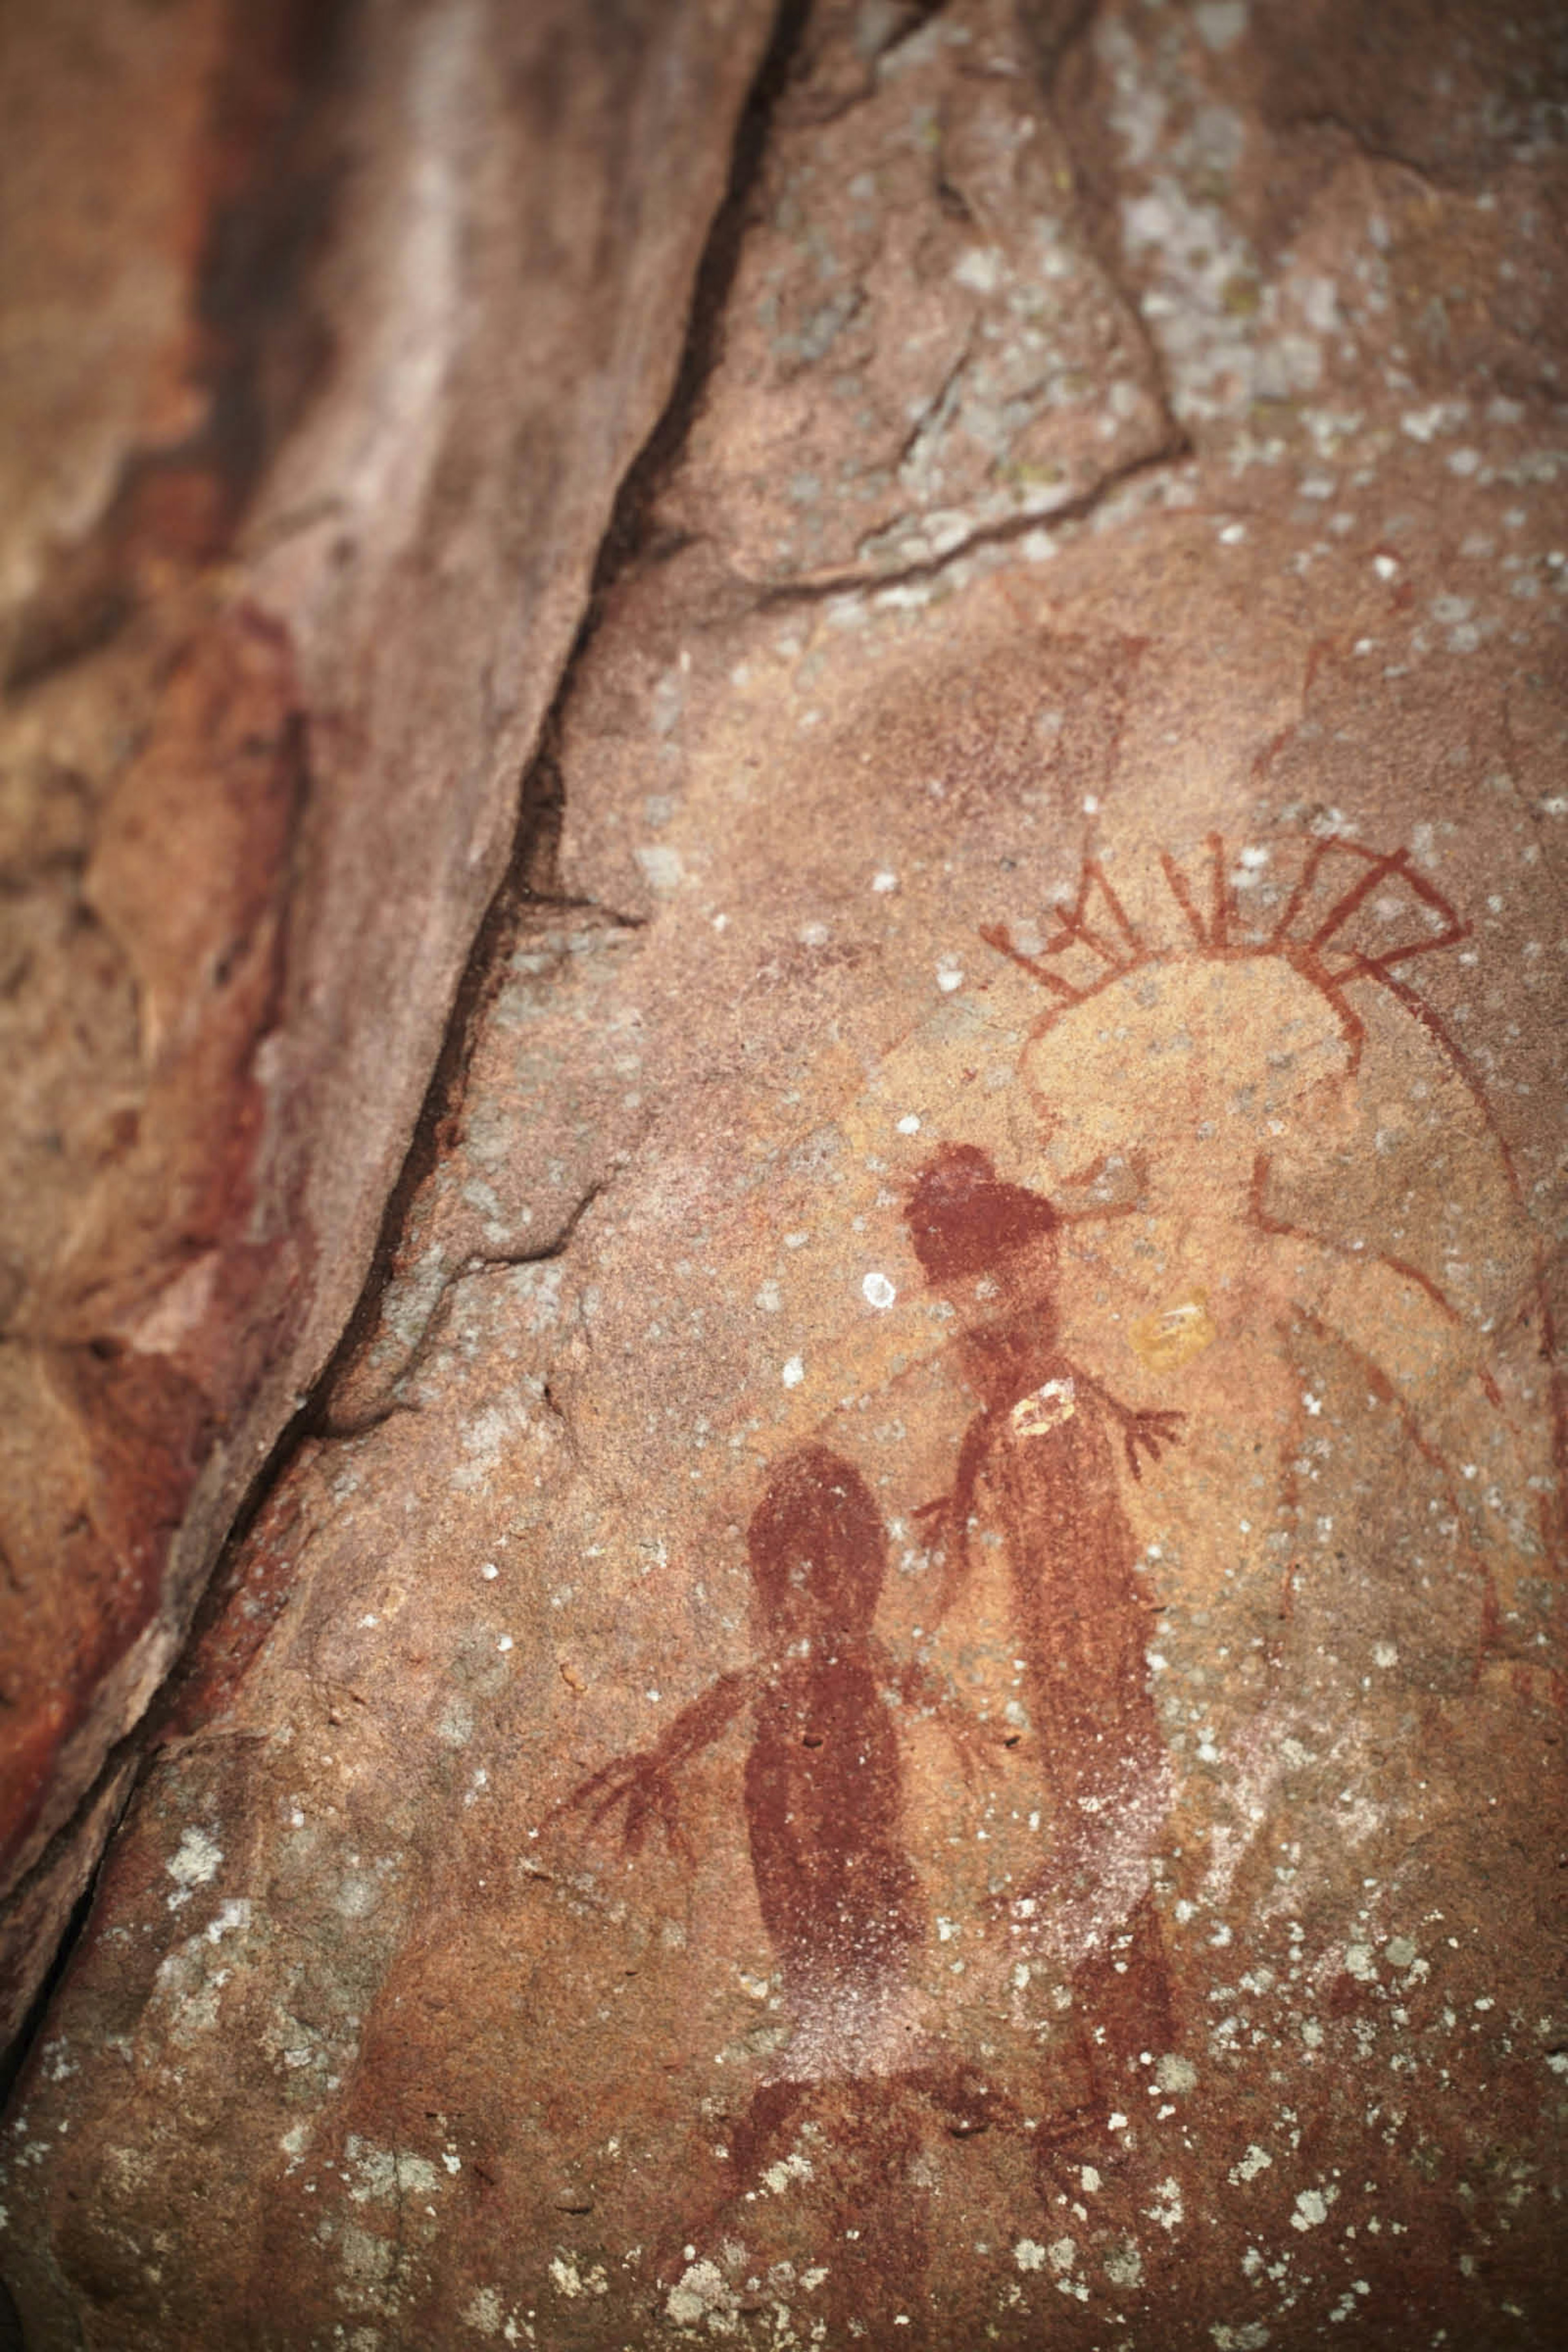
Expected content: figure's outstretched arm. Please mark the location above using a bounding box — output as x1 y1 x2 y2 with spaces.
547 1668 757 1862
1074 1370 1185 1481
912 1410 995 1619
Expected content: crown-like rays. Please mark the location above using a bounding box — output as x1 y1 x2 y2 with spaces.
981 834 1469 1009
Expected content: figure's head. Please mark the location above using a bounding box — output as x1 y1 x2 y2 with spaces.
747 1444 886 1641
1022 957 1360 1204
904 1143 1060 1324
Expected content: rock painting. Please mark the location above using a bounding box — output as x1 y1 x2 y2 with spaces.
983 836 1557 1691
558 826 1558 2120
526 825 1561 2340
901 1143 1180 2086
561 1443 992 2082
557 1446 1038 2320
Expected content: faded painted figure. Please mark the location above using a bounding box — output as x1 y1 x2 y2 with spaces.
561 1445 1024 2333
904 1143 1182 2077
563 1442 997 2078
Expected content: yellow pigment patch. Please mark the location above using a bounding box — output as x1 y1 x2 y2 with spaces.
1129 1291 1217 1371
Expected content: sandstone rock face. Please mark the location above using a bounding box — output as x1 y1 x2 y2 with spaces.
4 2 1568 2348
0 0 776 2044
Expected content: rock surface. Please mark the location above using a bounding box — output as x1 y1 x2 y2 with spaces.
4 2 1568 2347
0 0 777 2045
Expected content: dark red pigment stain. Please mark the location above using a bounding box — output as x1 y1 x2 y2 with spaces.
564 1444 992 2033
559 1448 1046 2315
904 1144 1180 2082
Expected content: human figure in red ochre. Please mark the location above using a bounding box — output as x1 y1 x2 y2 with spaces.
558 1445 1030 2322
903 1142 1182 2085
560 1441 1002 2082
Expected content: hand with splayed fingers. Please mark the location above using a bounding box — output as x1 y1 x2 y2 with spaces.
557 1748 693 1863
1077 1379 1185 1480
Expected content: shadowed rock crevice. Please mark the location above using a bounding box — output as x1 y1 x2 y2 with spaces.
0 1743 138 2116
314 1178 612 1445
0 0 785 2085
591 0 818 587
0 0 808 2089
756 434 1190 607
276 0 821 1443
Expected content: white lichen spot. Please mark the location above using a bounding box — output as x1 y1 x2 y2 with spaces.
872 871 899 893
550 2256 608 2299
1229 2144 1272 2184
1372 1641 1398 1668
954 246 1004 295
862 1272 897 1310
1344 1944 1378 1982
936 962 964 994
634 844 685 893
337 2223 393 2294
1048 2238 1078 2276
461 2285 505 2336
1014 2239 1047 2272
897 1114 921 1135
1155 2054 1198 2094
666 2259 736 2329
1212 2327 1271 2350
1147 2177 1184 2232
337 2140 445 2239
438 1698 474 1748
480 1562 499 1581
1103 2241 1143 2289
782 1356 805 1389
165 1827 223 1909
762 2152 813 2195
1291 2186 1336 2231
1195 0 1248 50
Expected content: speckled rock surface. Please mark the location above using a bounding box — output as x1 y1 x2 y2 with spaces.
0 0 776 2046
4 2 1568 2346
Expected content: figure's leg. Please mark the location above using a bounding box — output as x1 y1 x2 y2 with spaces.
646 2076 807 2307
1072 1887 1175 2091
721 2076 809 2193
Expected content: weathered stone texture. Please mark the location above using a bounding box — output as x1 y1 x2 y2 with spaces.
655 0 1179 585
4 2 1568 2348
0 0 776 2042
